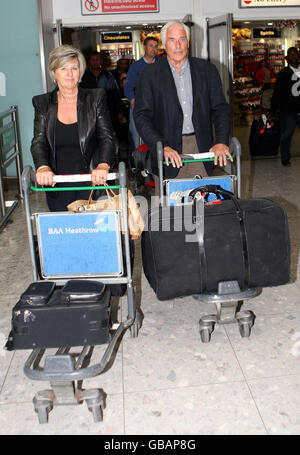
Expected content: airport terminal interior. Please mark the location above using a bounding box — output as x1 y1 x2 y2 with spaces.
0 155 299 435
1 0 300 437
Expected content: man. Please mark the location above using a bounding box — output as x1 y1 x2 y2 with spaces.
80 51 126 142
270 47 300 166
124 36 159 153
133 21 232 182
80 51 120 92
111 58 130 88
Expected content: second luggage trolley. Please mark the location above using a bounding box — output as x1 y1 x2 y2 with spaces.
156 138 258 343
12 162 141 423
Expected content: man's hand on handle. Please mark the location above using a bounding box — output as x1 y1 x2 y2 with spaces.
210 143 233 167
163 146 182 168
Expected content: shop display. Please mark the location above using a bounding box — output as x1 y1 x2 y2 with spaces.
233 26 285 126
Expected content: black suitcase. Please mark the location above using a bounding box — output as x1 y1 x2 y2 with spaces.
7 280 111 350
249 117 280 157
142 187 290 301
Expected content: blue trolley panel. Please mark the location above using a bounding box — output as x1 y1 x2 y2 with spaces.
166 176 234 205
36 211 123 278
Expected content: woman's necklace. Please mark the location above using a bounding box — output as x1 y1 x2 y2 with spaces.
58 92 78 104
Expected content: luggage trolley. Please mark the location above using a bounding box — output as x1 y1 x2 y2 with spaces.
157 138 258 343
6 162 141 423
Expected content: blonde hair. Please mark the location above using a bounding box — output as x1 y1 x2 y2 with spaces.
160 21 190 48
48 45 86 83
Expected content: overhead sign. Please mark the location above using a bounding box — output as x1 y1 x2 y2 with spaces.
253 28 281 37
240 0 300 6
81 0 159 15
101 32 132 43
81 0 100 14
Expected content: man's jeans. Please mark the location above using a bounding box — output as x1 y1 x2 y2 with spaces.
128 107 140 168
280 112 300 162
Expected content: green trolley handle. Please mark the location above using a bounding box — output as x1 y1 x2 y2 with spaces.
30 184 120 192
163 154 235 165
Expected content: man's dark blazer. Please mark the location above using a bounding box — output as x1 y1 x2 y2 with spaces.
133 56 231 178
31 87 116 172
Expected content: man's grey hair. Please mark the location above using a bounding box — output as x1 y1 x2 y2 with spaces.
48 45 86 83
160 21 190 48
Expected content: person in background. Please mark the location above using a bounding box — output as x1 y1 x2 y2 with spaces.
111 58 130 88
80 51 126 146
31 45 115 211
270 46 300 166
124 36 159 159
133 21 232 193
119 71 128 98
255 59 275 90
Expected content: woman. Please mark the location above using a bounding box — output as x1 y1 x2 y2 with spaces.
31 45 116 211
255 59 276 111
255 59 275 90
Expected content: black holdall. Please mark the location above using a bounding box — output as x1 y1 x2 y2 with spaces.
7 280 111 350
142 185 290 301
249 115 280 157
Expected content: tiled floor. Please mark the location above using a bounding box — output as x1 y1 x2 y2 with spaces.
0 156 299 435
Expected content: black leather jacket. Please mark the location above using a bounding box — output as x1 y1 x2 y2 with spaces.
31 87 116 172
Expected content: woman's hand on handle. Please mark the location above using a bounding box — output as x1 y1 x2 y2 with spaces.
210 143 233 167
36 166 55 187
91 163 110 185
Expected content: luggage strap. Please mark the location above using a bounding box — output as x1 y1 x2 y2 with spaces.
193 196 207 293
190 185 250 292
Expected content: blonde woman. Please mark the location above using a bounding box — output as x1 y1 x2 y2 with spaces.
31 45 116 211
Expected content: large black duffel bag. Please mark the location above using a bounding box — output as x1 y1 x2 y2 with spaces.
142 186 290 301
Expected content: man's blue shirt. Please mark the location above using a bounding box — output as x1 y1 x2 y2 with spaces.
124 56 158 102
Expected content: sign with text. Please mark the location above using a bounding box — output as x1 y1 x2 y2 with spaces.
36 211 123 278
240 0 300 7
81 0 159 15
101 32 132 43
253 28 281 37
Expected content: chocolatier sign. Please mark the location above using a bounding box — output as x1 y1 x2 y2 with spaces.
240 0 300 6
81 0 160 15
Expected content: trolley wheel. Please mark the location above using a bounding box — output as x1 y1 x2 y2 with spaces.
236 310 255 339
130 322 140 338
199 316 216 343
238 322 251 338
89 405 103 423
36 406 50 424
199 327 212 343
130 308 143 338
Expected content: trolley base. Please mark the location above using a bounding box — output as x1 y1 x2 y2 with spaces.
193 281 259 343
